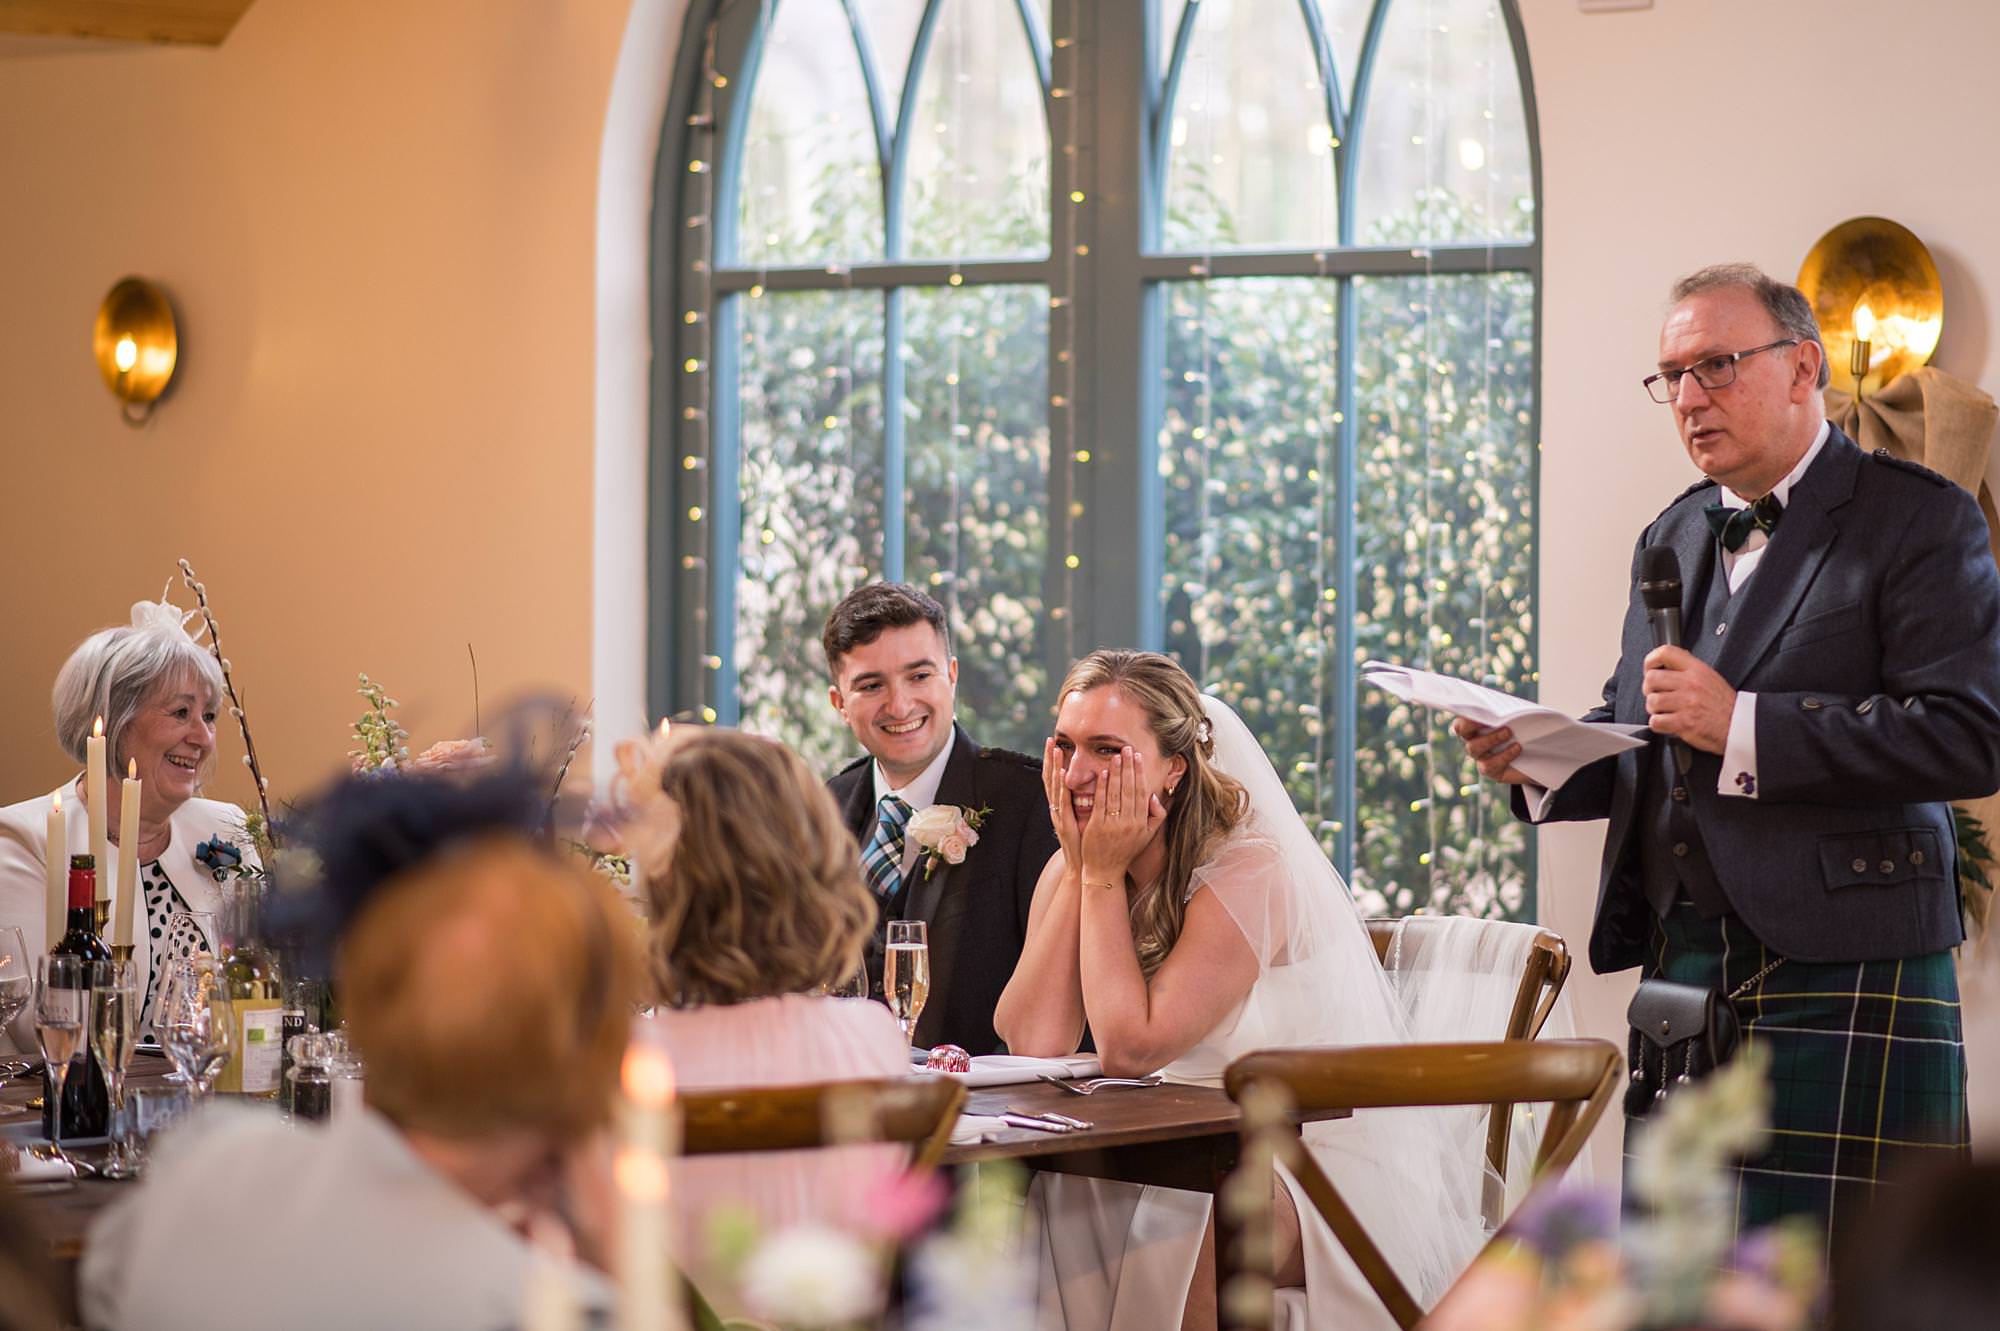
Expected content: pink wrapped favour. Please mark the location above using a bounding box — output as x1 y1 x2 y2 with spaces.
924 1044 971 1074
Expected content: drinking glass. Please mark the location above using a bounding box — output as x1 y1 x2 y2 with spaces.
159 957 235 1102
884 920 930 1044
164 910 218 958
128 1085 193 1170
88 960 140 1178
0 928 32 1084
34 956 87 1170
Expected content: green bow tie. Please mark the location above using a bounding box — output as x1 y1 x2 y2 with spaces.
1704 492 1783 553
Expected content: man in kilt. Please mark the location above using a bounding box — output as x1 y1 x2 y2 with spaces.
1458 263 2000 1246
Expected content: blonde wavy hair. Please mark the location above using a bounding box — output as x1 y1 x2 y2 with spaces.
632 728 877 1008
1058 651 1247 976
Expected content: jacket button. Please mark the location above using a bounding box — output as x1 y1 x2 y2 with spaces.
1673 842 1690 858
1803 698 1823 710
1851 858 1868 873
1714 623 1728 636
1856 699 1874 714
1672 785 1689 802
1912 850 1926 866
1879 860 1896 874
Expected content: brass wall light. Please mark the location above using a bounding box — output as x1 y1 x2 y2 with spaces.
1797 217 1943 400
91 277 179 426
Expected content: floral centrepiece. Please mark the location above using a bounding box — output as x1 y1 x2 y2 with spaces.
906 804 990 878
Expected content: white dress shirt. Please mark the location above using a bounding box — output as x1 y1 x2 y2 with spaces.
870 728 957 876
1714 419 1829 799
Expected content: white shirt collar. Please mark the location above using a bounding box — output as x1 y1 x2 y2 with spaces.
869 726 957 812
1717 418 1830 511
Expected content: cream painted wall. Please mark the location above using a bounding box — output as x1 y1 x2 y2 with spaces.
1520 0 2000 1154
0 0 640 810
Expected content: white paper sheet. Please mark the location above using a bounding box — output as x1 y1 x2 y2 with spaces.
1362 659 1649 790
909 1051 1102 1088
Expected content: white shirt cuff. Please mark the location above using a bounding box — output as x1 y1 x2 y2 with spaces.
1523 783 1560 821
1718 691 1759 799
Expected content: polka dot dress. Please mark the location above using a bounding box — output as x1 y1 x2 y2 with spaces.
137 862 208 1036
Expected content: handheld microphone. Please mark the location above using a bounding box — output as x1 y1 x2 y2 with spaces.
1638 546 1690 774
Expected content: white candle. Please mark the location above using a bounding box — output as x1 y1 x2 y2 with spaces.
113 759 141 949
616 1040 685 1331
45 792 67 948
87 717 108 900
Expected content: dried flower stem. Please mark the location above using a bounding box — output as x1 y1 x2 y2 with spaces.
177 558 280 846
547 697 592 826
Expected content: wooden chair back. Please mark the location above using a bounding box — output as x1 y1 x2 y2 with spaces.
1224 1038 1622 1331
679 1075 966 1172
1366 915 1572 1198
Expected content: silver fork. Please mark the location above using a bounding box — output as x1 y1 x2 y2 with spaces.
1036 1073 1165 1095
1004 1106 1094 1130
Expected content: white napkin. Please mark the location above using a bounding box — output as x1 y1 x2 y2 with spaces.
949 1114 1013 1145
4 1148 74 1183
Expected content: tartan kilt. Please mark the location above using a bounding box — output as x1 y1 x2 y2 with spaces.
1625 900 1968 1248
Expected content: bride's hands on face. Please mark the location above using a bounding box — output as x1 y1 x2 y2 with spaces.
1043 737 1084 871
1079 748 1166 885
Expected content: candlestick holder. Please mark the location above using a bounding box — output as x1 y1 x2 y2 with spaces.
110 944 135 967
1850 334 1872 404
93 901 111 938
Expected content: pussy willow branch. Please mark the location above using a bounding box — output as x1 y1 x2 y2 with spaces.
547 697 592 827
177 558 279 845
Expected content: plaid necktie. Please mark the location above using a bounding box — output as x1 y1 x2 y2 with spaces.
1704 492 1783 553
862 795 912 900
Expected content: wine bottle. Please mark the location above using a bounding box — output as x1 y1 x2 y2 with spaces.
44 856 111 1140
214 881 283 1097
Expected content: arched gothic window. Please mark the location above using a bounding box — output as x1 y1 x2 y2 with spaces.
654 0 1540 916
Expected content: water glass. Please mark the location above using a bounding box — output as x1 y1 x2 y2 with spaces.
164 910 218 959
159 957 235 1102
884 920 930 1043
0 927 31 1077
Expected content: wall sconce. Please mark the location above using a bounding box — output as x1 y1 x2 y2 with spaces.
1796 218 1943 400
91 277 179 427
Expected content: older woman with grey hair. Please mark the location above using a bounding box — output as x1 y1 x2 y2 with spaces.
0 597 250 1050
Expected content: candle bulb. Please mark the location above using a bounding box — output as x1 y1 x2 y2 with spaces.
616 1041 685 1331
113 758 141 950
1851 301 1877 383
87 716 108 899
45 792 67 949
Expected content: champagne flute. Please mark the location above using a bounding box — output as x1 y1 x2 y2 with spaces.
89 960 139 1178
34 956 87 1171
160 957 235 1103
884 920 930 1045
0 928 32 1083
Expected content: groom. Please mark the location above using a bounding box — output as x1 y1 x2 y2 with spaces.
822 583 1056 1054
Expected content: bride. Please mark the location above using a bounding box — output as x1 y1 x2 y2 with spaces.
994 650 1490 1331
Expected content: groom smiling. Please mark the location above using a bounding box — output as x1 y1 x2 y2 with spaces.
823 582 1056 1054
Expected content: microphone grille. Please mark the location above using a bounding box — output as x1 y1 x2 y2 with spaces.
1638 545 1682 610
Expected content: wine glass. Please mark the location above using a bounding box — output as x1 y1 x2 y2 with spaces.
159 957 234 1103
884 920 930 1045
165 909 218 958
89 959 140 1178
0 928 32 1084
34 956 87 1171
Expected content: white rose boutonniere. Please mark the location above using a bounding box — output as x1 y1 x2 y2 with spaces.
906 803 992 878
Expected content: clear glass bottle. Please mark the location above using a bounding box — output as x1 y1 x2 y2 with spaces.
212 880 283 1097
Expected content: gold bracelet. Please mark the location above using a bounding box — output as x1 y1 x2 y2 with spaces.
1082 877 1120 893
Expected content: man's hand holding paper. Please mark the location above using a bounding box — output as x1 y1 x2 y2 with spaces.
1361 660 1648 791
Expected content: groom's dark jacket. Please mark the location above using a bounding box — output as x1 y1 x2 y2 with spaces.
1520 427 2000 973
829 724 1056 1054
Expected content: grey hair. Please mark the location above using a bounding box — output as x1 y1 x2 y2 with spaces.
1670 263 1830 390
52 616 225 775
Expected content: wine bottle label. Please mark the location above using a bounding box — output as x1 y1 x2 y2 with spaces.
216 1001 284 1095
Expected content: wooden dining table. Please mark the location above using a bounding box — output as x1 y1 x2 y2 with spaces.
946 1076 1350 1318
5 1061 1348 1323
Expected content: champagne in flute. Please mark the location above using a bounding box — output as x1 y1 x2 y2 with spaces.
89 960 139 1176
35 956 88 1168
0 927 32 1037
884 920 930 1042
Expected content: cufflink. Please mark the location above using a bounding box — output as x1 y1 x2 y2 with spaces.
1732 772 1756 796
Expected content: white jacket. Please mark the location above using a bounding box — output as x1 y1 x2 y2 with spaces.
0 777 246 1051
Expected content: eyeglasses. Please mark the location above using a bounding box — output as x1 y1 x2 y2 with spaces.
1642 339 1798 404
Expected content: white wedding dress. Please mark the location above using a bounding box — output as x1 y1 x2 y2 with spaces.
1033 696 1536 1331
